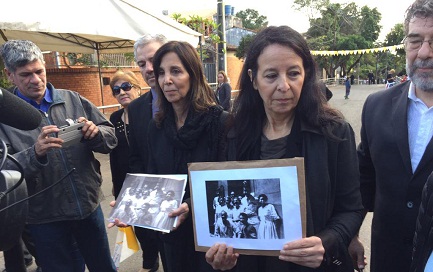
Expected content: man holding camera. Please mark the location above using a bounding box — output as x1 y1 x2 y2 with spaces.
0 40 118 271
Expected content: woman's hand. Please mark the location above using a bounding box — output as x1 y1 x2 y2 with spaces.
107 200 129 228
279 236 325 268
205 243 239 271
349 236 367 271
169 202 189 230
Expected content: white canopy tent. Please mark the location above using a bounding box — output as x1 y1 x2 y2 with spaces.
0 0 202 105
0 0 201 53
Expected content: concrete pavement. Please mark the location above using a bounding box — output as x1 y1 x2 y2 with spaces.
1 82 387 272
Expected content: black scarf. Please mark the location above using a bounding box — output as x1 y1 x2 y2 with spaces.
162 105 224 174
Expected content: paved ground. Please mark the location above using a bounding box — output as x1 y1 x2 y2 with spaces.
1 83 386 272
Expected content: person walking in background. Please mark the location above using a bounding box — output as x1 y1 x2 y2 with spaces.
386 68 396 88
205 25 363 272
368 71 375 85
0 40 117 272
109 70 141 198
146 41 231 271
345 76 351 99
216 70 232 111
349 1 433 271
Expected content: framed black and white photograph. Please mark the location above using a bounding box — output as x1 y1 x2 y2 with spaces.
108 173 187 233
188 158 306 256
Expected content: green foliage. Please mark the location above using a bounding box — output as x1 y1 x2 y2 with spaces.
297 2 382 78
359 6 381 44
0 60 13 89
0 77 13 89
235 9 268 30
171 13 222 61
235 34 255 59
383 23 406 75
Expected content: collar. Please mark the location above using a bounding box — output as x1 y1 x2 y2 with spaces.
16 86 53 112
407 81 420 102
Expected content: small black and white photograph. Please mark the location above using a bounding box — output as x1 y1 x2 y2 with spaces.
207 179 283 240
108 173 187 233
189 159 305 255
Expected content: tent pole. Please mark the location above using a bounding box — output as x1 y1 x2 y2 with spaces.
96 45 105 114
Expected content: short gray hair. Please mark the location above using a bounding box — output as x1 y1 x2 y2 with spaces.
404 0 433 35
0 40 45 73
133 34 167 61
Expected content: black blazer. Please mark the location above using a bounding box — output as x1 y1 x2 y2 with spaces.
411 172 433 272
358 81 433 272
128 91 153 173
216 82 231 111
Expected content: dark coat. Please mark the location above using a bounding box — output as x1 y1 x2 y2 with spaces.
410 172 433 272
216 82 232 111
109 108 128 198
128 91 153 173
146 108 230 272
226 118 363 272
358 81 433 272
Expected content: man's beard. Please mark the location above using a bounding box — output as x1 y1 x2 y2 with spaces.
407 58 433 92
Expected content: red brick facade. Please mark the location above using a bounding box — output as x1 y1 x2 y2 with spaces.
44 51 242 113
46 67 148 114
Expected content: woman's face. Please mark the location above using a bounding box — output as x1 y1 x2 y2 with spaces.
217 73 224 84
157 52 191 107
252 44 305 118
113 80 139 108
258 196 267 206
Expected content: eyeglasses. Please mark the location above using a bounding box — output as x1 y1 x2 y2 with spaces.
112 82 133 96
404 37 433 51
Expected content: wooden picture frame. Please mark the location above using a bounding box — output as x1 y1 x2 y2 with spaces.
188 158 306 256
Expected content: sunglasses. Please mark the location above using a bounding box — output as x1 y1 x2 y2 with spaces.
112 82 133 96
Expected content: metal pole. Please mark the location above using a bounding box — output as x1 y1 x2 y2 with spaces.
96 44 105 113
217 0 226 73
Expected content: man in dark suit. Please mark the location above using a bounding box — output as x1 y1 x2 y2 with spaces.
349 1 433 271
127 33 168 272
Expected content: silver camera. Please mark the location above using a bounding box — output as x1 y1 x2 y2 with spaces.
57 119 84 147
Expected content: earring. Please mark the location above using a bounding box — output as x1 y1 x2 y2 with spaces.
247 69 253 82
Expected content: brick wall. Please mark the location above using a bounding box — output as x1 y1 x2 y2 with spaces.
45 52 244 112
46 67 148 114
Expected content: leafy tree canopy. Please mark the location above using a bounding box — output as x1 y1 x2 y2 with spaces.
235 34 255 59
294 1 382 78
235 9 268 30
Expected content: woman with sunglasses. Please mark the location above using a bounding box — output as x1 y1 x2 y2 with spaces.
109 70 141 198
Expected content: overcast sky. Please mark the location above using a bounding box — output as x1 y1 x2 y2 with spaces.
150 0 414 42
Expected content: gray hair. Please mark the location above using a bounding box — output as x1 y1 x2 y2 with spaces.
0 40 45 72
404 0 433 35
133 34 167 61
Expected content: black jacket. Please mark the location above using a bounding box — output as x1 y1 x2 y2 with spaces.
358 81 433 271
216 83 231 111
410 172 433 272
225 117 363 272
128 91 153 173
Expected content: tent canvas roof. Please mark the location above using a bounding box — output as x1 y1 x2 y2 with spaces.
0 0 202 53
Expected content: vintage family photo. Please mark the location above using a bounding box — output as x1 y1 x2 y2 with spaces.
189 159 305 255
207 179 284 240
108 174 187 232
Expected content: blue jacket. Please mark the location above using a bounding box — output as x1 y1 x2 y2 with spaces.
0 83 117 224
345 80 351 89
